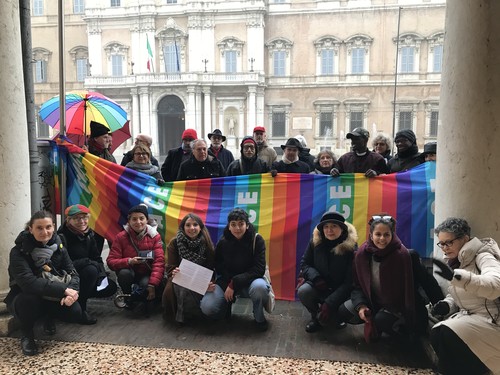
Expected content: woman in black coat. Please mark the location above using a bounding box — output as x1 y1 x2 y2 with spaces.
4 211 83 356
200 208 270 331
58 204 117 324
298 211 358 333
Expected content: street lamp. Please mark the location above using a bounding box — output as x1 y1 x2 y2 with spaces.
202 59 208 73
248 57 255 72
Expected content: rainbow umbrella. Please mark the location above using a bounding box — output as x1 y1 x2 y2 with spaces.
39 90 128 137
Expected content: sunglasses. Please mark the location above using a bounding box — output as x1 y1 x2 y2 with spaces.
371 215 394 224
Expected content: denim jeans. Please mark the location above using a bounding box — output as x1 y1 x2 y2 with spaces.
200 278 269 323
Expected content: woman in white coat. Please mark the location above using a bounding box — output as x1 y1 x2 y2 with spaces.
431 217 500 375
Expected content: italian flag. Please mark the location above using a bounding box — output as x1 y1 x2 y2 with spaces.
147 35 154 72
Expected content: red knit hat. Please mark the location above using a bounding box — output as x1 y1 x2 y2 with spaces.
182 129 198 140
253 126 266 133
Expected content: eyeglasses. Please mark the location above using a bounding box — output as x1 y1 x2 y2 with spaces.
134 152 149 157
436 236 463 249
70 215 89 222
243 145 255 150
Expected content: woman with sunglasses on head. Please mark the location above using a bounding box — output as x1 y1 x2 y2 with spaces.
338 214 416 342
162 213 215 325
125 144 165 186
57 204 118 325
430 217 500 375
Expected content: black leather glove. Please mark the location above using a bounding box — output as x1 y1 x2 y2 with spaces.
157 179 165 186
270 169 278 178
433 258 454 281
431 300 450 317
313 277 328 291
330 168 340 177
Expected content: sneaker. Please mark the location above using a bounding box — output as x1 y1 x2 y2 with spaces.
305 319 321 333
255 319 269 332
20 336 38 356
43 318 56 335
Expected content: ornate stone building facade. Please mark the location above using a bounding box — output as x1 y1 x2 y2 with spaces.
32 0 445 160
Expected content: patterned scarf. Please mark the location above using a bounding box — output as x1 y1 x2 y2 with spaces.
176 230 208 265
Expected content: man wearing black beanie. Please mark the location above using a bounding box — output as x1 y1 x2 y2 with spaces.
387 129 423 173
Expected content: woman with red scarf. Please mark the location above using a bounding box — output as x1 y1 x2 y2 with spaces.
338 214 416 342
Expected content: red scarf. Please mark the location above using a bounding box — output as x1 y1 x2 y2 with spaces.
354 234 415 327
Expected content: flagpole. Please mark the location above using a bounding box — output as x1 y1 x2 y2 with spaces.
58 0 67 221
391 6 402 146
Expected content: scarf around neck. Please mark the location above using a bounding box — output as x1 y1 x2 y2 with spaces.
126 161 159 176
176 230 208 265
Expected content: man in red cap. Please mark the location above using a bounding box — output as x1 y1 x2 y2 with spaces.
253 126 277 167
161 128 198 182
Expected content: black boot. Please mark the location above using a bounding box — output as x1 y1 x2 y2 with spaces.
80 311 97 325
225 302 232 321
20 336 38 356
305 318 321 333
43 317 56 335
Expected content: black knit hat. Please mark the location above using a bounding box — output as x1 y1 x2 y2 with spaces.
395 129 417 145
90 121 110 138
423 142 437 155
316 211 347 233
128 204 149 219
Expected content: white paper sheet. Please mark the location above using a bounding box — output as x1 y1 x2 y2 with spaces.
172 259 213 295
96 276 109 292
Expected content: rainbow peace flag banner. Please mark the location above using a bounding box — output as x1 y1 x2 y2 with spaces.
56 140 436 301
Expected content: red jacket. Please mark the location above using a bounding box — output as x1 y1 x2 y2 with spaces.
107 225 165 287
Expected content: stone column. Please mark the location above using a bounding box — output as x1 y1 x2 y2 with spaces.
130 88 140 137
247 86 257 130
139 87 151 135
0 0 32 329
88 20 102 75
186 86 196 131
203 87 212 133
435 1 500 245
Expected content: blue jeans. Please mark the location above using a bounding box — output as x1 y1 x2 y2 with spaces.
200 278 269 323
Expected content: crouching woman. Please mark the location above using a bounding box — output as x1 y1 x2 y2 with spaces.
4 211 82 356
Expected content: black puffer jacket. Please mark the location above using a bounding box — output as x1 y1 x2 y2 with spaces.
300 223 358 309
177 154 226 181
5 231 80 305
58 222 107 281
214 224 266 292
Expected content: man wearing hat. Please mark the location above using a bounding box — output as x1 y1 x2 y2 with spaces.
253 126 277 167
387 129 423 173
88 120 116 163
161 128 198 182
332 127 387 178
271 138 311 174
207 129 234 170
423 141 437 162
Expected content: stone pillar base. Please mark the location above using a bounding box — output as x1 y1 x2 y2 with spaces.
0 303 16 337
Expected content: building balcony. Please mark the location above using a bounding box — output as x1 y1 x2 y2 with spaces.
84 72 265 88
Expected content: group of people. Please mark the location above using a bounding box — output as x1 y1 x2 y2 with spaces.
85 116 437 186
297 212 500 375
5 204 500 374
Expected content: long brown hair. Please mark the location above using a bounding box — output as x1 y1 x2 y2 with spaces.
179 213 215 253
